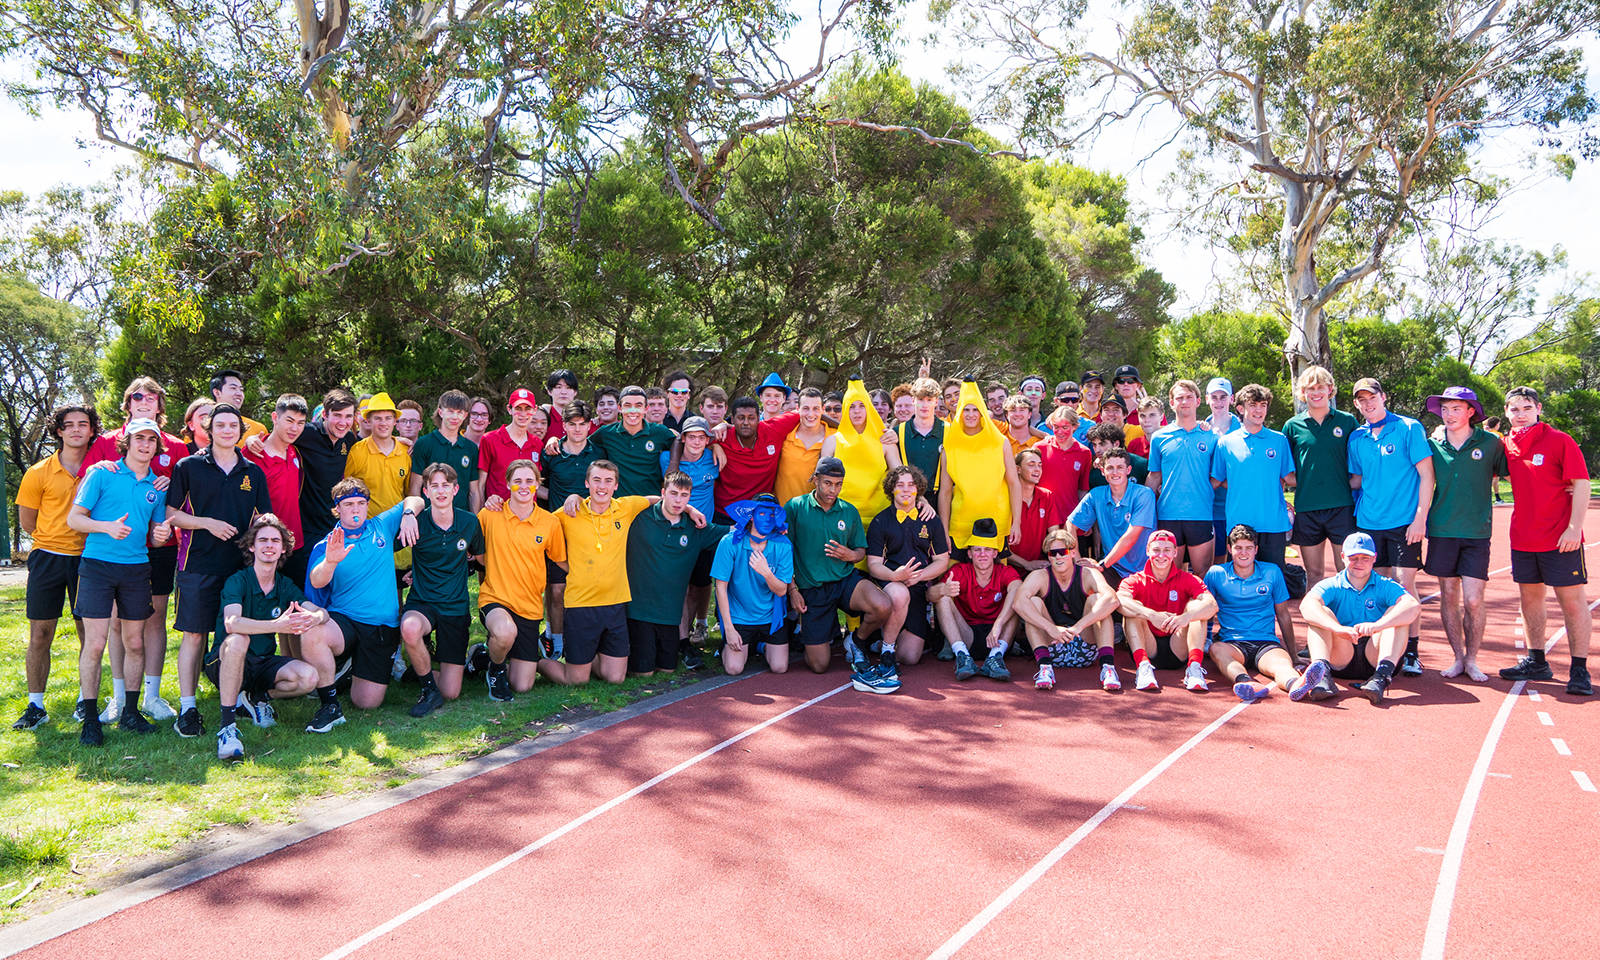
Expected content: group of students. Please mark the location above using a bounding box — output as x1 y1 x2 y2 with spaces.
10 361 1591 762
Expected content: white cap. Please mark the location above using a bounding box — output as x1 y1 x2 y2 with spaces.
125 418 162 437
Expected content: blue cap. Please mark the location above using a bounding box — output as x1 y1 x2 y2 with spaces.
757 373 791 396
1206 377 1233 396
1342 532 1377 558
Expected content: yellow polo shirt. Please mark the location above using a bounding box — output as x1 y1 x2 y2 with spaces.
477 504 566 620
17 454 84 555
558 495 651 608
346 436 413 567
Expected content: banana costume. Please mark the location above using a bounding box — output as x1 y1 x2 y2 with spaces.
833 380 891 527
943 380 1010 548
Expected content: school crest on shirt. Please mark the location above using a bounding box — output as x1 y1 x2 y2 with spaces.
1073 462 1081 471
461 456 470 468
1365 598 1376 609
1471 449 1484 460
1256 584 1269 595
292 455 301 468
837 519 847 531
1168 589 1178 602
679 534 689 547
1333 427 1344 438
1383 444 1395 455
1197 441 1208 453
240 476 252 492
270 606 282 618
1533 454 1545 466
614 520 622 529
374 532 386 547
992 591 1002 602
645 440 656 452
145 490 157 504
456 538 467 551
766 444 777 455
1038 507 1046 519
535 535 544 544
1266 448 1277 458
159 454 171 467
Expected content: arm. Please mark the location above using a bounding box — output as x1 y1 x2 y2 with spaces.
407 472 423 497
1116 585 1163 623
820 434 838 460
1299 591 1355 639
1145 471 1163 497
18 506 38 536
1012 572 1060 633
936 449 953 530
1274 600 1298 655
67 504 131 539
1361 592 1422 634
914 553 951 583
1172 591 1218 629
1561 477 1589 551
1078 569 1120 627
714 579 741 650
1003 446 1023 544
882 439 902 468
1407 457 1435 544
1099 524 1146 575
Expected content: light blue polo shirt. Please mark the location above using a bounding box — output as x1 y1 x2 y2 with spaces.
1211 426 1293 534
710 533 794 628
1348 412 1431 530
74 460 169 565
661 448 719 518
304 503 406 626
1307 569 1408 627
1148 424 1218 522
1204 561 1289 643
1068 482 1157 577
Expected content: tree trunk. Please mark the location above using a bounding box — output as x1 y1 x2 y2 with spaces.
1280 181 1332 396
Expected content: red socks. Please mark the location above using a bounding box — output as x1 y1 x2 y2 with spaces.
1188 648 1204 666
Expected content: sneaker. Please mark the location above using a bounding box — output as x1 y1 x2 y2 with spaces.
173 707 204 738
98 698 120 723
1233 681 1271 703
465 642 489 675
877 659 900 682
1400 650 1423 676
1135 661 1159 691
118 707 158 734
1356 674 1390 705
241 692 278 728
72 702 90 723
977 654 1012 681
80 716 104 747
409 685 445 718
12 703 48 731
682 645 705 670
486 663 514 702
541 632 557 659
1034 663 1056 690
936 640 956 662
1499 656 1553 682
954 650 978 681
305 701 346 733
842 631 863 666
1099 663 1122 692
1291 660 1330 702
690 620 709 648
141 695 178 720
216 723 244 762
1183 662 1208 692
1568 664 1593 697
851 662 901 694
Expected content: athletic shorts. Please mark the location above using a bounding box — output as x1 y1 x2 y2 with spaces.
25 550 80 621
202 647 296 698
1511 548 1588 588
402 596 471 666
1330 637 1377 681
796 570 869 646
1214 637 1284 673
148 543 178 597
1291 505 1357 546
564 603 630 665
1254 531 1289 569
689 544 716 589
1149 636 1187 671
968 621 997 651
174 570 228 633
1157 519 1214 548
1359 525 1422 569
75 557 152 622
729 622 789 650
872 579 933 641
627 619 680 674
545 555 567 586
478 604 545 662
328 612 401 686
1424 537 1491 581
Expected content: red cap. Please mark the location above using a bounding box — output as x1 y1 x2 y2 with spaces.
507 388 537 409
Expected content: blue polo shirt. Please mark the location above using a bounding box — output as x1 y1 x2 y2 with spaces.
1147 424 1218 522
710 533 794 627
1307 569 1408 627
74 460 169 565
1348 412 1430 530
1067 482 1157 577
1211 426 1293 534
661 448 719 517
1204 561 1289 643
304 503 406 626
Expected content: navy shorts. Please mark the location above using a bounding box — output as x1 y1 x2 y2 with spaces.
1330 637 1377 681
148 543 178 597
1511 548 1587 588
1424 537 1491 581
25 550 80 621
478 603 546 662
403 595 471 665
1360 525 1422 569
1214 637 1285 673
174 570 229 633
203 647 297 698
328 612 401 686
545 555 567 586
796 570 869 646
1291 505 1357 546
627 619 680 674
689 544 717 589
75 557 152 622
1157 519 1214 548
563 603 630 665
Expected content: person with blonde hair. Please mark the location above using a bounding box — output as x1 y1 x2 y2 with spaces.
1013 528 1118 691
1282 365 1359 582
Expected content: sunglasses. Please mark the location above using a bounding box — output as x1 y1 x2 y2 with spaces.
1046 547 1071 557
667 388 691 395
1114 378 1138 385
129 392 154 403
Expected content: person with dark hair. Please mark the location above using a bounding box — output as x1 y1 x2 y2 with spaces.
544 368 577 437
294 387 360 566
590 385 677 497
775 388 837 504
1085 420 1149 487
12 403 98 731
477 459 565 701
822 390 844 422
929 517 1020 681
208 368 268 440
1210 383 1294 568
395 400 425 443
756 373 791 419
985 383 1011 420
661 370 693 431
465 396 493 446
865 464 950 669
1018 374 1048 426
1148 379 1219 574
698 385 729 428
624 471 729 675
1013 528 1118 691
1068 448 1156 587
243 394 310 589
181 398 213 453
1205 524 1325 702
398 463 485 717
869 388 892 423
643 386 670 425
409 389 480 513
713 395 802 520
593 385 621 426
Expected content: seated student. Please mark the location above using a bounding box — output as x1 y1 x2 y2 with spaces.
398 463 485 717
624 470 729 676
1116 529 1217 693
1299 531 1422 704
477 459 566 701
1014 528 1118 691
209 515 326 761
713 495 796 676
1204 524 1327 703
929 518 1020 681
865 465 952 669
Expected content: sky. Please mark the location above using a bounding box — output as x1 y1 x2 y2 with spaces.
0 1 1592 322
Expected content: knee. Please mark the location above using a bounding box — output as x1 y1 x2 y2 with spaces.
769 661 788 674
221 634 248 660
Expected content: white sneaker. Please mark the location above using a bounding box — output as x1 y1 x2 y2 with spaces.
1099 663 1122 692
98 699 120 723
142 695 178 720
1182 662 1208 692
1135 660 1159 691
241 692 277 728
216 723 244 762
1034 663 1056 690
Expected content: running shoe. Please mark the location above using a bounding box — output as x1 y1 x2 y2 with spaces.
1182 662 1208 692
98 698 119 723
486 663 514 702
1400 650 1424 677
851 661 901 694
216 723 244 762
1034 663 1056 691
118 707 158 735
842 631 863 666
241 692 277 728
1290 660 1330 702
689 619 709 649
1499 656 1553 682
877 659 900 683
1355 674 1390 705
409 685 445 718
954 650 978 681
305 701 346 733
390 649 407 683
1568 663 1593 697
977 654 1012 681
12 703 48 731
1233 681 1271 703
465 642 489 675
1099 663 1122 692
72 701 91 723
80 716 104 747
936 640 956 662
1135 660 1159 691
682 639 704 670
142 695 177 720
173 707 204 738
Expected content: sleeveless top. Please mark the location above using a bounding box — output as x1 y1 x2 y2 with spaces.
1044 565 1088 624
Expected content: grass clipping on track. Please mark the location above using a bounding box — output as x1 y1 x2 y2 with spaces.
0 583 719 925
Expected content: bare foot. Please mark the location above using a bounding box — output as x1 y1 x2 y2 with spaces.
1441 660 1466 679
1464 661 1489 683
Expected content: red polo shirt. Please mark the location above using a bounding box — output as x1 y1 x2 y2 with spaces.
949 562 1020 625
1118 563 1209 637
714 412 801 514
1504 422 1589 552
1013 485 1064 562
1036 436 1092 503
85 427 188 477
243 442 305 550
479 426 543 502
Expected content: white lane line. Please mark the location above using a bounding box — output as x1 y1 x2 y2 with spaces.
1515 640 1525 648
926 701 1251 960
1416 847 1446 855
1419 679 1525 960
1538 712 1554 726
1553 738 1572 756
321 684 852 960
1488 772 1512 779
1574 771 1597 793
1514 628 1523 636
1528 690 1542 702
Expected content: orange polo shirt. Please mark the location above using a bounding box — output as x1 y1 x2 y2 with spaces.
17 453 84 555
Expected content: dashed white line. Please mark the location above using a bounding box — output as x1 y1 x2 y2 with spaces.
1552 738 1572 756
1574 771 1597 793
1537 712 1554 726
1514 640 1525 648
1528 690 1542 702
1487 772 1512 779
1416 846 1446 855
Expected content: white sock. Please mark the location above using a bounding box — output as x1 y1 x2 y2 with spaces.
987 647 1004 660
28 692 44 708
179 696 197 711
950 640 970 655
110 678 126 705
143 675 162 701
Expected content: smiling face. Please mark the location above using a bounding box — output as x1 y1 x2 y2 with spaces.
1007 405 1032 433
586 465 618 502
1239 399 1269 430
986 387 1008 417
1081 380 1104 404
125 430 160 467
438 405 467 434
273 408 307 444
892 472 919 510
508 466 539 505
893 395 915 422
397 408 423 440
666 379 691 413
249 524 285 566
215 376 245 408
1146 537 1177 570
595 394 619 423
645 395 668 423
620 395 646 428
759 387 786 415
682 429 709 457
58 411 94 450
468 403 492 433
1302 380 1334 411
127 390 162 421
1229 536 1257 566
1504 394 1541 431
326 404 356 438
1439 398 1476 432
1017 452 1043 485
424 470 458 509
368 410 396 440
1101 456 1130 486
1353 390 1387 424
798 395 822 428
210 411 243 450
1046 540 1077 571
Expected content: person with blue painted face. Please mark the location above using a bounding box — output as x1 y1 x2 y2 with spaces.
712 495 795 675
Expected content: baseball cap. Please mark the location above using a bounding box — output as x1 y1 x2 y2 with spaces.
1342 532 1377 558
1425 386 1484 421
1054 380 1076 397
680 416 711 435
1147 529 1177 548
1080 369 1105 385
125 417 162 437
507 388 538 408
814 457 846 478
1205 377 1233 396
1113 364 1142 382
1351 377 1384 396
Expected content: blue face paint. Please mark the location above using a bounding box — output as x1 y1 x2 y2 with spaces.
751 506 784 538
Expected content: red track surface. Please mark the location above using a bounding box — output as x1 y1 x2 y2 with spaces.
7 508 1597 960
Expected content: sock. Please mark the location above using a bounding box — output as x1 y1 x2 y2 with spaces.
1375 659 1396 680
1097 646 1115 666
1034 647 1051 664
317 685 338 705
28 692 44 708
123 689 140 716
1132 649 1149 666
220 704 236 727
78 698 97 721
419 671 438 692
180 695 197 712
143 675 162 702
1574 656 1588 670
986 647 1004 660
1187 648 1204 666
879 643 896 663
1406 636 1419 656
111 677 126 704
950 640 970 656
1531 648 1547 664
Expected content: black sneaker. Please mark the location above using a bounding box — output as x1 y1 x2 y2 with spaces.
1355 674 1390 705
80 716 104 747
977 654 1012 681
173 707 204 738
465 642 489 675
119 708 158 734
486 663 514 702
305 701 346 733
1568 664 1593 697
12 703 48 731
1498 656 1553 682
409 686 445 718
1400 650 1423 676
682 646 705 670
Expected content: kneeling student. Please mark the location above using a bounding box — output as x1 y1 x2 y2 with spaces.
929 518 1020 682
1013 529 1118 690
477 459 566 701
1299 531 1421 704
1116 529 1217 692
713 495 795 675
1204 524 1327 702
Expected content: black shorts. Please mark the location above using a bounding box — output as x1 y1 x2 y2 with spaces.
1291 505 1357 546
968 621 996 651
174 570 229 633
689 544 717 589
564 603 630 665
1424 537 1491 581
478 603 546 662
25 550 80 621
797 570 869 645
1511 548 1588 588
75 557 152 622
1254 531 1289 569
729 622 790 649
627 619 680 674
1215 637 1284 673
1330 637 1377 681
148 543 178 596
873 579 933 641
202 647 296 698
328 612 401 685
1157 519 1214 548
1360 525 1422 569
545 555 567 586
402 596 471 666
1149 635 1187 671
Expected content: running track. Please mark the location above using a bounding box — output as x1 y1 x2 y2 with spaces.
3 507 1595 960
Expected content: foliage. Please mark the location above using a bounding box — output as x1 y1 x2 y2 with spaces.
1156 311 1293 424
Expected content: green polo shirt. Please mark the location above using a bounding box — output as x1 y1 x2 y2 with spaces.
213 567 308 657
411 431 479 510
1428 427 1507 540
1282 408 1359 512
407 508 486 616
594 421 678 497
1088 451 1149 488
543 439 601 508
785 492 867 590
897 419 945 495
624 504 730 625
